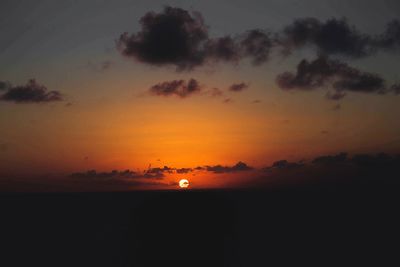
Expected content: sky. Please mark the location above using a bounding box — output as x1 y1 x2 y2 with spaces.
1 0 400 191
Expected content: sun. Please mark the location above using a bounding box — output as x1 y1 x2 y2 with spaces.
179 179 190 188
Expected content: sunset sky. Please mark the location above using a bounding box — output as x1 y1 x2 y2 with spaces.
1 0 400 191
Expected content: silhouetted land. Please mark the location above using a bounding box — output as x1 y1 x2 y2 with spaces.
1 183 399 266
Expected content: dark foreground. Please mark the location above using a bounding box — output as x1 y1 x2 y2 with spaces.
1 185 400 266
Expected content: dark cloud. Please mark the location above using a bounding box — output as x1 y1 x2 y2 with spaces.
176 168 193 174
117 6 209 71
67 170 168 189
256 152 400 189
280 17 373 58
312 152 348 164
334 72 385 93
142 165 176 179
264 160 304 171
57 152 400 190
70 169 141 179
377 19 400 50
117 8 400 75
69 169 164 180
262 152 399 177
278 17 400 58
277 56 339 90
276 56 387 98
331 152 400 170
116 9 400 106
0 79 63 103
240 29 273 65
149 78 202 98
205 161 253 173
229 82 249 92
116 7 275 71
351 153 399 167
69 165 200 183
204 36 240 63
252 99 261 104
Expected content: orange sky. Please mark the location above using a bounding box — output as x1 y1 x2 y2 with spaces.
1 2 400 191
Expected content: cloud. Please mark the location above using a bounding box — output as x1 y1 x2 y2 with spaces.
69 165 199 184
149 78 202 97
228 82 249 92
68 161 255 186
70 169 140 179
254 152 400 189
69 168 165 180
67 170 169 189
116 7 276 71
145 166 173 178
240 29 273 65
276 56 387 98
263 152 399 172
0 79 63 103
204 161 253 173
279 17 400 58
312 152 400 170
277 17 400 58
117 6 209 71
280 17 373 58
115 8 400 106
204 36 240 63
146 166 174 173
312 152 348 164
377 19 400 50
176 168 193 174
351 153 399 167
264 160 304 171
53 153 400 190
117 8 400 74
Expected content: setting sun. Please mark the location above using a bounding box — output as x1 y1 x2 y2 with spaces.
179 179 190 188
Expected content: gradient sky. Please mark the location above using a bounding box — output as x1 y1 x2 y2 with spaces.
1 0 400 190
